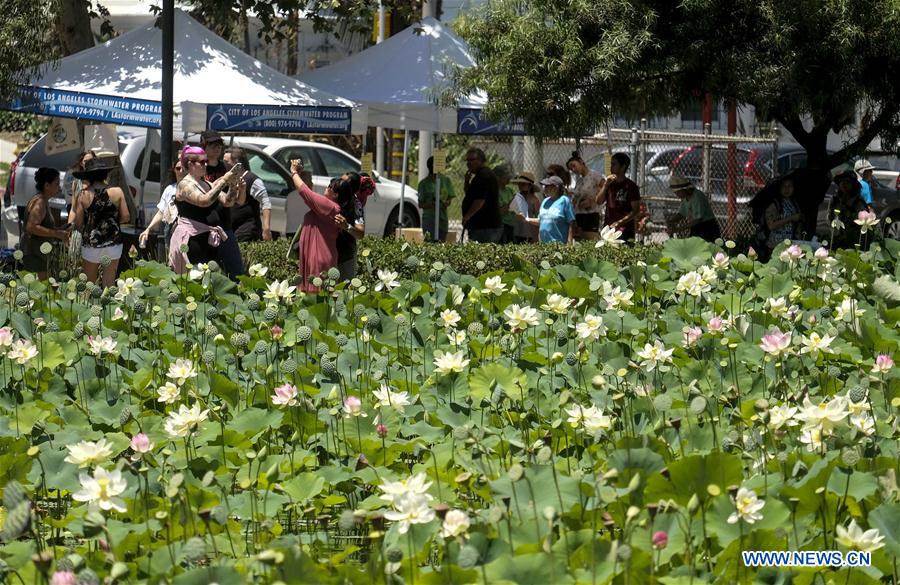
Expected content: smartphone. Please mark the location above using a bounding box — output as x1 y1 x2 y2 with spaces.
230 162 244 175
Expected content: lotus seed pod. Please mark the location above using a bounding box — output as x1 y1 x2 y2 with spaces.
99 293 112 307
0 273 13 285
173 306 185 319
202 350 216 365
182 537 207 563
254 340 270 355
353 304 366 319
15 292 29 307
315 342 329 356
86 316 101 331
224 354 236 366
75 281 86 292
327 267 340 281
0 502 30 541
428 270 441 282
118 408 133 426
297 308 309 322
488 318 501 331
205 307 219 320
182 339 193 352
842 450 861 467
334 300 346 314
565 352 578 366
72 322 85 338
467 322 484 336
556 330 568 345
336 334 349 347
45 322 59 333
827 365 842 378
90 305 102 317
204 323 218 337
231 332 249 349
281 358 297 374
819 307 832 319
386 549 403 563
234 314 247 327
133 300 147 314
395 314 408 327
367 312 381 329
321 358 336 377
263 306 278 321
405 255 419 268
848 386 867 403
247 299 260 312
2 481 25 509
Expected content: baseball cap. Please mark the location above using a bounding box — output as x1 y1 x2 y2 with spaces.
200 130 224 144
540 175 564 187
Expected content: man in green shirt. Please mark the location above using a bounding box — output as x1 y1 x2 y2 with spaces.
665 174 721 242
494 164 518 244
417 156 455 242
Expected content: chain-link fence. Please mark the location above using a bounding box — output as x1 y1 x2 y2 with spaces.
471 124 778 242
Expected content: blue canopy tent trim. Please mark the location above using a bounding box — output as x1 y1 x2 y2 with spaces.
197 103 352 135
6 86 161 128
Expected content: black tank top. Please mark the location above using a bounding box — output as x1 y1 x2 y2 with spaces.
176 178 223 226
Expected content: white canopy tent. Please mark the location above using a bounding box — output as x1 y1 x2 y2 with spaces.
300 16 522 238
9 9 366 135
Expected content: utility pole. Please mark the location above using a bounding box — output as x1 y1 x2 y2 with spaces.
159 0 174 228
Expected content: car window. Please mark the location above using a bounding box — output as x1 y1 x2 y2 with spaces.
790 153 807 170
317 148 360 178
23 136 86 171
272 146 318 175
246 151 292 198
650 148 687 170
868 155 900 171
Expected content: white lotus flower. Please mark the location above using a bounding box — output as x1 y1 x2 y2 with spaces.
796 395 849 433
248 263 268 278
7 339 38 365
374 270 400 292
86 335 118 356
379 472 433 504
373 385 411 411
114 277 142 301
383 492 435 534
676 271 709 297
156 382 180 404
836 519 885 552
72 467 128 513
263 279 295 303
481 275 507 296
433 351 470 375
767 404 799 430
575 314 606 340
439 309 461 329
541 293 572 315
799 332 835 356
188 263 210 282
166 358 198 386
712 252 729 269
504 304 540 331
727 487 765 525
767 297 788 318
799 425 825 452
163 404 209 438
440 509 471 538
835 298 864 322
850 413 875 436
565 404 611 435
605 286 633 310
448 329 467 346
0 327 14 347
343 396 366 418
595 225 624 248
636 340 673 372
64 438 115 468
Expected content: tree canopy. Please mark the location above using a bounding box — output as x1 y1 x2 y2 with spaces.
455 0 900 168
0 0 55 105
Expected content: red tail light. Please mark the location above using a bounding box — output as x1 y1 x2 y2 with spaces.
742 149 765 188
5 157 18 206
670 147 694 170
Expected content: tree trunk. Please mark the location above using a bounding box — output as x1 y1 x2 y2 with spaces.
55 0 94 56
285 9 299 76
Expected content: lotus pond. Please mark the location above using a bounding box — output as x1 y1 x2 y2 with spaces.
1 238 900 584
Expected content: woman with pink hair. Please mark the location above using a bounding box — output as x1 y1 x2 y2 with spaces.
168 146 240 273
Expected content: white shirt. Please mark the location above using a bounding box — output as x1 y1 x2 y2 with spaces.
511 192 531 238
157 184 177 224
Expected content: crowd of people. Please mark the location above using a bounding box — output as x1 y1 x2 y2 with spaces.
16 137 882 290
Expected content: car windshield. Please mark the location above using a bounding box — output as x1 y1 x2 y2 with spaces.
867 155 900 171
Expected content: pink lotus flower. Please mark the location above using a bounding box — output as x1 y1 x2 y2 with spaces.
271 383 299 407
814 247 829 260
854 210 879 234
50 572 77 585
130 433 154 454
779 244 803 264
376 424 388 438
712 252 729 269
683 326 702 347
652 530 668 550
873 354 894 375
0 327 14 347
270 325 284 340
760 328 792 357
747 247 758 260
343 396 366 417
707 317 725 333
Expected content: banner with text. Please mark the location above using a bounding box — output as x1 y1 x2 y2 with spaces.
206 104 352 135
6 86 161 128
456 108 525 136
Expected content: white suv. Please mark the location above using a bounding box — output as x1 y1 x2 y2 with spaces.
3 129 420 245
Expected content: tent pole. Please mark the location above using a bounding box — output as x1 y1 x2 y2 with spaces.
159 0 174 229
138 127 153 225
397 129 409 238
433 132 440 243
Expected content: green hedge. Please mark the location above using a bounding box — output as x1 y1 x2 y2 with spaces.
240 237 658 282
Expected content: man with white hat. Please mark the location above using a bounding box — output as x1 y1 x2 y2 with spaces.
665 173 721 242
853 159 876 205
